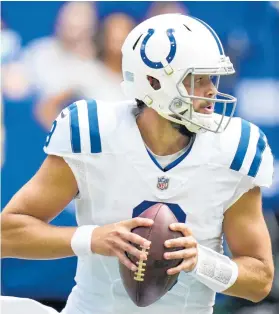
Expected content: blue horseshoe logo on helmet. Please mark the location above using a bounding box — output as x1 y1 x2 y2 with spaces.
140 28 176 69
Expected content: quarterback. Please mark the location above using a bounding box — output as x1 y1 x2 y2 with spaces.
1 14 274 314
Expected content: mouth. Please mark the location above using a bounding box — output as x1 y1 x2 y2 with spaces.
172 103 214 117
199 103 214 114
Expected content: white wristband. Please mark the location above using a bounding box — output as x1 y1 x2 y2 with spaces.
190 244 238 293
71 225 99 257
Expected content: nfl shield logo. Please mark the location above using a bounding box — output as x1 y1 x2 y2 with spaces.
157 176 169 190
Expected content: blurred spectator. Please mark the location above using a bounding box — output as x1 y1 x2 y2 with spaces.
22 1 98 100
1 19 28 168
1 97 5 167
1 20 21 64
235 80 278 126
1 20 31 100
35 12 135 130
97 13 135 76
146 1 188 17
94 12 135 95
17 2 99 129
55 1 97 60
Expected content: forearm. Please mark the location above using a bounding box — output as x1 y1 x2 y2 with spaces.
223 256 274 302
1 213 77 259
190 244 273 303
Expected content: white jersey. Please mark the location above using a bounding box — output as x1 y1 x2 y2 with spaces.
0 296 58 314
44 99 273 314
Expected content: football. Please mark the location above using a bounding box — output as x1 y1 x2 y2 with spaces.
119 203 184 307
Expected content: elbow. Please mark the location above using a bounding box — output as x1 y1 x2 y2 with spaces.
250 283 273 303
1 213 12 257
1 212 12 233
250 264 274 303
1 212 16 230
1 214 9 258
1 212 21 258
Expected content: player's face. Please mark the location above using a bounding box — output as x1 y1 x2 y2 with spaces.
183 74 217 114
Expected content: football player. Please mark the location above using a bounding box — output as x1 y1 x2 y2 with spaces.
1 14 274 314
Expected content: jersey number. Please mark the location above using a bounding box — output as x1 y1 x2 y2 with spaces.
133 200 186 223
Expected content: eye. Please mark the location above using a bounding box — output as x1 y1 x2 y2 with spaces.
195 77 203 83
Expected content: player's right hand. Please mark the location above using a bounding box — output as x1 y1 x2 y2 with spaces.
91 218 153 271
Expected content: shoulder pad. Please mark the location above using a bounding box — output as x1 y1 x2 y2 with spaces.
44 99 102 156
227 118 274 187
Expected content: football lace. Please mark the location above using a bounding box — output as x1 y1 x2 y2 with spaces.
134 246 149 282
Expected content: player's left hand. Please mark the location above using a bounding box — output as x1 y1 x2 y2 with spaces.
164 223 198 275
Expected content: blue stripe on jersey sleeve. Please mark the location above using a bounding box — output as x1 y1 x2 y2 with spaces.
87 99 102 153
230 119 251 172
247 129 266 178
69 103 81 153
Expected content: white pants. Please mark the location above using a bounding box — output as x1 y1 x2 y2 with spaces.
1 296 59 314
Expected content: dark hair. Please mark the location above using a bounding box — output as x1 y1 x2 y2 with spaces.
135 99 147 110
171 121 195 137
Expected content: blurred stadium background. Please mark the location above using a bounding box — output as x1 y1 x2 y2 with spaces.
1 1 279 313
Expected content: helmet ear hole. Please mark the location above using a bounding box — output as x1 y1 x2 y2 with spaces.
147 75 161 90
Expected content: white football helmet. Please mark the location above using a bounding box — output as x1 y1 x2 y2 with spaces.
121 14 237 133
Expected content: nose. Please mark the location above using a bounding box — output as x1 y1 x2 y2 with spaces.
205 80 217 99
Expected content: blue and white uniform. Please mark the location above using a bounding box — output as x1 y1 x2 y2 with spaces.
44 99 274 314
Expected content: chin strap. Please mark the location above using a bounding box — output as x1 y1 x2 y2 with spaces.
182 110 216 133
